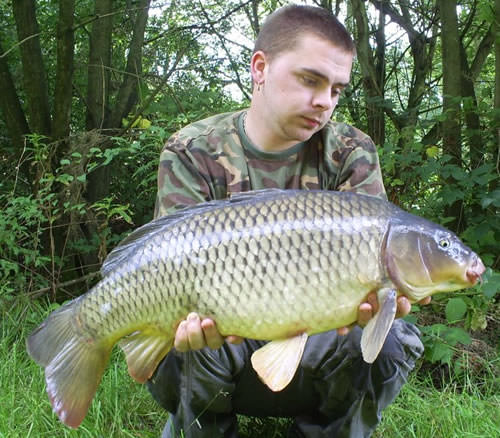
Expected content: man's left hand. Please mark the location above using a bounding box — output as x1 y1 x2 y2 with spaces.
336 292 431 336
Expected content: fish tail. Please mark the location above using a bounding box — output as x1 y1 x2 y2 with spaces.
26 300 111 428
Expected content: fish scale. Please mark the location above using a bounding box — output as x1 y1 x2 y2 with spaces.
78 191 382 340
26 189 484 429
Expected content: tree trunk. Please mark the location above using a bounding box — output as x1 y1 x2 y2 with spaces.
109 0 151 128
459 24 494 170
351 0 385 145
494 0 500 192
373 4 386 146
86 0 113 131
12 0 51 137
0 40 30 155
85 0 114 208
439 0 464 232
52 0 75 146
459 43 482 171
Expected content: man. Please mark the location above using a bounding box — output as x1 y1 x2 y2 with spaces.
148 5 427 437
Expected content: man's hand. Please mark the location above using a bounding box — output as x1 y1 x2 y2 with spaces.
174 312 243 352
336 292 432 336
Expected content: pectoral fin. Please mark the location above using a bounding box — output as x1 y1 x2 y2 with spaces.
251 333 308 392
119 329 173 383
361 288 397 363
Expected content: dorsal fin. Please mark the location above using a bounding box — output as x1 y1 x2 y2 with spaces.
101 189 291 276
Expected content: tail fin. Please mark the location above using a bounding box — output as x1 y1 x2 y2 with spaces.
26 301 112 428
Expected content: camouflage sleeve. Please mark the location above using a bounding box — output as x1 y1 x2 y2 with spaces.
154 132 213 219
333 128 387 200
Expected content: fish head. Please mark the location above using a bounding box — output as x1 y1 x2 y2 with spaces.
384 214 485 301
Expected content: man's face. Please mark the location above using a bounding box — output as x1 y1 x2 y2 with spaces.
256 33 353 147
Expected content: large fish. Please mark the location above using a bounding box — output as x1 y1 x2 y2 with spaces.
27 189 484 428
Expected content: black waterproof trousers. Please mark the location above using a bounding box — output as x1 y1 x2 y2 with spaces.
147 320 423 438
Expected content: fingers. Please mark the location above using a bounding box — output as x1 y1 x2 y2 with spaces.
419 296 432 305
339 292 432 337
200 318 225 349
338 292 378 335
174 312 205 352
174 319 190 352
357 302 373 327
226 335 244 345
174 313 241 352
395 295 411 319
366 292 379 314
336 325 352 336
186 313 207 350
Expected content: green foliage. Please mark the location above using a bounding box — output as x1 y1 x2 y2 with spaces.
420 323 472 366
0 192 50 297
0 100 241 300
379 99 499 370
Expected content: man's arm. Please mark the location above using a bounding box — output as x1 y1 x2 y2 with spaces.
155 133 213 219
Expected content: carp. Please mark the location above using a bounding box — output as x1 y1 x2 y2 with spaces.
26 189 485 428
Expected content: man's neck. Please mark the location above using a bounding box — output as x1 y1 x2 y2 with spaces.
244 107 299 153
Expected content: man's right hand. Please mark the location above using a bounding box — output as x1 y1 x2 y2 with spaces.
174 312 243 352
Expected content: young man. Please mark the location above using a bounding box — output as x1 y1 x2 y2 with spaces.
148 5 427 437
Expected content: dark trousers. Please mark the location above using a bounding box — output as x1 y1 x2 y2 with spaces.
147 320 423 438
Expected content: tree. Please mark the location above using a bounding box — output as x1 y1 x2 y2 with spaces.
351 0 386 146
495 0 500 193
0 0 498 297
439 0 464 230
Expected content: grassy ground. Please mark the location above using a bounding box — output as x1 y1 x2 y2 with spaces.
1 298 498 438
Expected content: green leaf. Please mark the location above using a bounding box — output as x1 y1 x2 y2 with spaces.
55 174 74 185
443 327 471 346
403 314 417 324
445 298 467 323
480 189 500 208
481 268 500 299
428 341 453 363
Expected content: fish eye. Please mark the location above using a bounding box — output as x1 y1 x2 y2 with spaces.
439 238 450 249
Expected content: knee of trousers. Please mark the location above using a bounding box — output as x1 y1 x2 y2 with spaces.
379 319 424 372
302 321 423 405
147 340 265 414
302 320 422 368
356 319 424 385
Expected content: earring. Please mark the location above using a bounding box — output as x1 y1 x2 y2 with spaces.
257 82 263 91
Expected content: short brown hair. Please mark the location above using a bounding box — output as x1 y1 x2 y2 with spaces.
253 5 355 59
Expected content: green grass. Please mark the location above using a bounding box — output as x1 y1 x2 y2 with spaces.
0 298 167 437
372 365 500 438
1 298 498 438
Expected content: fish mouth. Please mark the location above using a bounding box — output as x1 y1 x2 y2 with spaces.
466 256 485 285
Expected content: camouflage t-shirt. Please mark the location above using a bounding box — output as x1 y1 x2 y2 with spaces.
154 110 386 218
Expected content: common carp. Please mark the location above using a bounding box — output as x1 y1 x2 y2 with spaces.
26 189 485 428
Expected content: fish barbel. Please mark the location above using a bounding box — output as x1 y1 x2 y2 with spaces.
26 189 485 428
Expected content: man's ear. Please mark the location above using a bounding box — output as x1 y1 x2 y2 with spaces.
250 50 267 85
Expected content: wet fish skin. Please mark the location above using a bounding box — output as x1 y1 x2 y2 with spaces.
76 190 389 341
26 189 484 428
